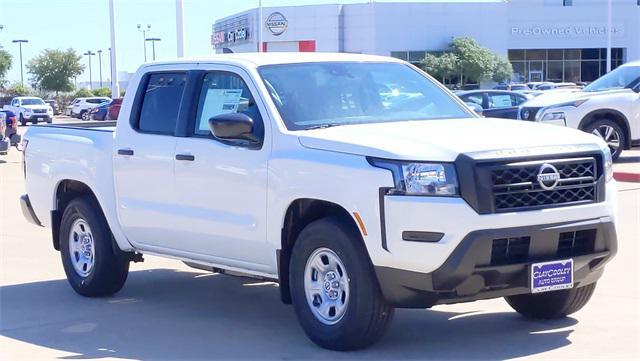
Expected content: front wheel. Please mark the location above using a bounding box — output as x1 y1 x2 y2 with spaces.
584 119 625 161
19 114 26 126
289 217 394 351
505 283 597 319
59 196 130 297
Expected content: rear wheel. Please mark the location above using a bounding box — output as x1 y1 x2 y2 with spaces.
289 217 394 350
584 119 625 160
59 196 130 297
505 283 597 319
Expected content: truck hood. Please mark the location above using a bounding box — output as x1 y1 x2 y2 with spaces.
23 105 50 111
523 88 631 107
297 118 603 161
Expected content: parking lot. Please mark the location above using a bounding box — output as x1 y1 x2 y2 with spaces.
1 118 639 360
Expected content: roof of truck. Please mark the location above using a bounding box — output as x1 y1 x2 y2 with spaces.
142 52 404 68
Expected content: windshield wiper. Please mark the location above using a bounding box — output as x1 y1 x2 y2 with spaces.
304 123 344 130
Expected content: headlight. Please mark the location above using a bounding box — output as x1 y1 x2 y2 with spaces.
541 112 565 121
368 158 459 196
602 146 613 182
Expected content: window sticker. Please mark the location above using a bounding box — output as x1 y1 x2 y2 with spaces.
198 89 243 132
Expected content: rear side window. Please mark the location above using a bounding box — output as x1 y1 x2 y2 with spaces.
138 73 186 134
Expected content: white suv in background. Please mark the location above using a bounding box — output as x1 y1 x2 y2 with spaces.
519 60 640 160
71 97 111 120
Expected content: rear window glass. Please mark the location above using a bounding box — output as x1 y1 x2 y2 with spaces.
138 73 186 134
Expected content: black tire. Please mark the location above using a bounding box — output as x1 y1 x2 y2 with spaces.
289 217 394 351
583 119 626 161
19 114 26 126
505 283 596 319
59 196 130 297
80 110 87 120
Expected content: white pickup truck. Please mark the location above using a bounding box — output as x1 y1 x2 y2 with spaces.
21 53 617 350
3 96 54 125
519 60 640 160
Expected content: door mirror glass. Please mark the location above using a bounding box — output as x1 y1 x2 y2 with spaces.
209 113 259 143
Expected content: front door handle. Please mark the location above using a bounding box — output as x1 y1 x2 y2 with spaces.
175 154 195 161
117 149 134 156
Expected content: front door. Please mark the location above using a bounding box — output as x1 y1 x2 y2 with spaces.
172 66 272 270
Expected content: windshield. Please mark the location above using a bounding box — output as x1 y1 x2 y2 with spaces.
258 62 472 130
21 98 45 106
584 66 640 92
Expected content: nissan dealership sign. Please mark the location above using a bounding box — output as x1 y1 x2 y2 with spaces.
265 12 288 36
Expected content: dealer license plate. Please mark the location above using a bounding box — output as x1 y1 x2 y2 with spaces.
531 259 573 294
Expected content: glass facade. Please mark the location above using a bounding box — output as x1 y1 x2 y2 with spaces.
509 48 625 83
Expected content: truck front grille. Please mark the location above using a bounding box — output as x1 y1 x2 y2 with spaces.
33 109 47 114
491 157 597 212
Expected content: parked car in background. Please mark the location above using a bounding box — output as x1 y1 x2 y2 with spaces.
536 82 581 91
494 83 528 91
45 100 61 115
0 112 8 154
65 99 80 116
21 53 618 351
71 97 111 119
456 90 532 119
107 98 123 120
3 97 53 125
519 60 640 160
0 109 21 152
526 81 546 90
89 101 111 121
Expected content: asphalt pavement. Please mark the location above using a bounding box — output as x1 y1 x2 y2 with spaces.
1 117 639 360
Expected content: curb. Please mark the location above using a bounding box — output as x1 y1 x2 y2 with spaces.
613 172 640 183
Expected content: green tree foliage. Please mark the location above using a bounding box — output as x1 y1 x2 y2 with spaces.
27 49 85 95
4 82 31 97
492 56 514 83
74 88 93 98
92 87 111 97
450 37 497 85
422 52 459 83
0 49 12 87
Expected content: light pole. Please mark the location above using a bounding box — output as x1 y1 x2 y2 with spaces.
83 50 96 89
137 24 151 62
12 39 28 87
108 47 112 88
145 38 161 61
97 50 103 88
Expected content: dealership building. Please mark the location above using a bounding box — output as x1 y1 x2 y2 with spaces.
212 0 640 83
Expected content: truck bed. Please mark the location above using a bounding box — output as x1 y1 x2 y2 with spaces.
33 121 116 132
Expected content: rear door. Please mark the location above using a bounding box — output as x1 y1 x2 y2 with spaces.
113 69 187 249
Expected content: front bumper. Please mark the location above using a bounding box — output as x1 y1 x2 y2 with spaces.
24 113 51 121
375 217 616 308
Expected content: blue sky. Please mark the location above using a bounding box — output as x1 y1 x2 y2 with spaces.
0 0 494 84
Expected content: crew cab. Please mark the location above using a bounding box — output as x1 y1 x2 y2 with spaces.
21 53 618 350
519 60 640 160
3 96 53 125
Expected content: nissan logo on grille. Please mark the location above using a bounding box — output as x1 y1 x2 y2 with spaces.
537 163 560 190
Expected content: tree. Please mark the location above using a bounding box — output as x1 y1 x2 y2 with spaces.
27 49 85 95
492 56 514 83
4 82 31 97
0 49 12 87
450 37 497 85
74 88 93 98
92 87 111 97
422 53 459 84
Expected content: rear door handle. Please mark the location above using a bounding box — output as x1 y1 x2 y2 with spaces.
175 154 195 161
117 149 134 156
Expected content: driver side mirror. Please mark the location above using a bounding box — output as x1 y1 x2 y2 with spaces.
208 113 260 145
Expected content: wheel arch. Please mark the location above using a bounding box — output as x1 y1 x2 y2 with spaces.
579 109 632 150
52 179 103 251
278 198 364 304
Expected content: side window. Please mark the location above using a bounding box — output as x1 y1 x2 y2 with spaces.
488 93 514 108
460 94 483 107
194 71 263 137
513 95 528 106
138 72 186 134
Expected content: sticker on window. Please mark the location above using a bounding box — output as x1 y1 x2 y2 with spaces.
198 89 243 132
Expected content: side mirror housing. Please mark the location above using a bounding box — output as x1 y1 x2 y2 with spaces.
208 113 259 144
